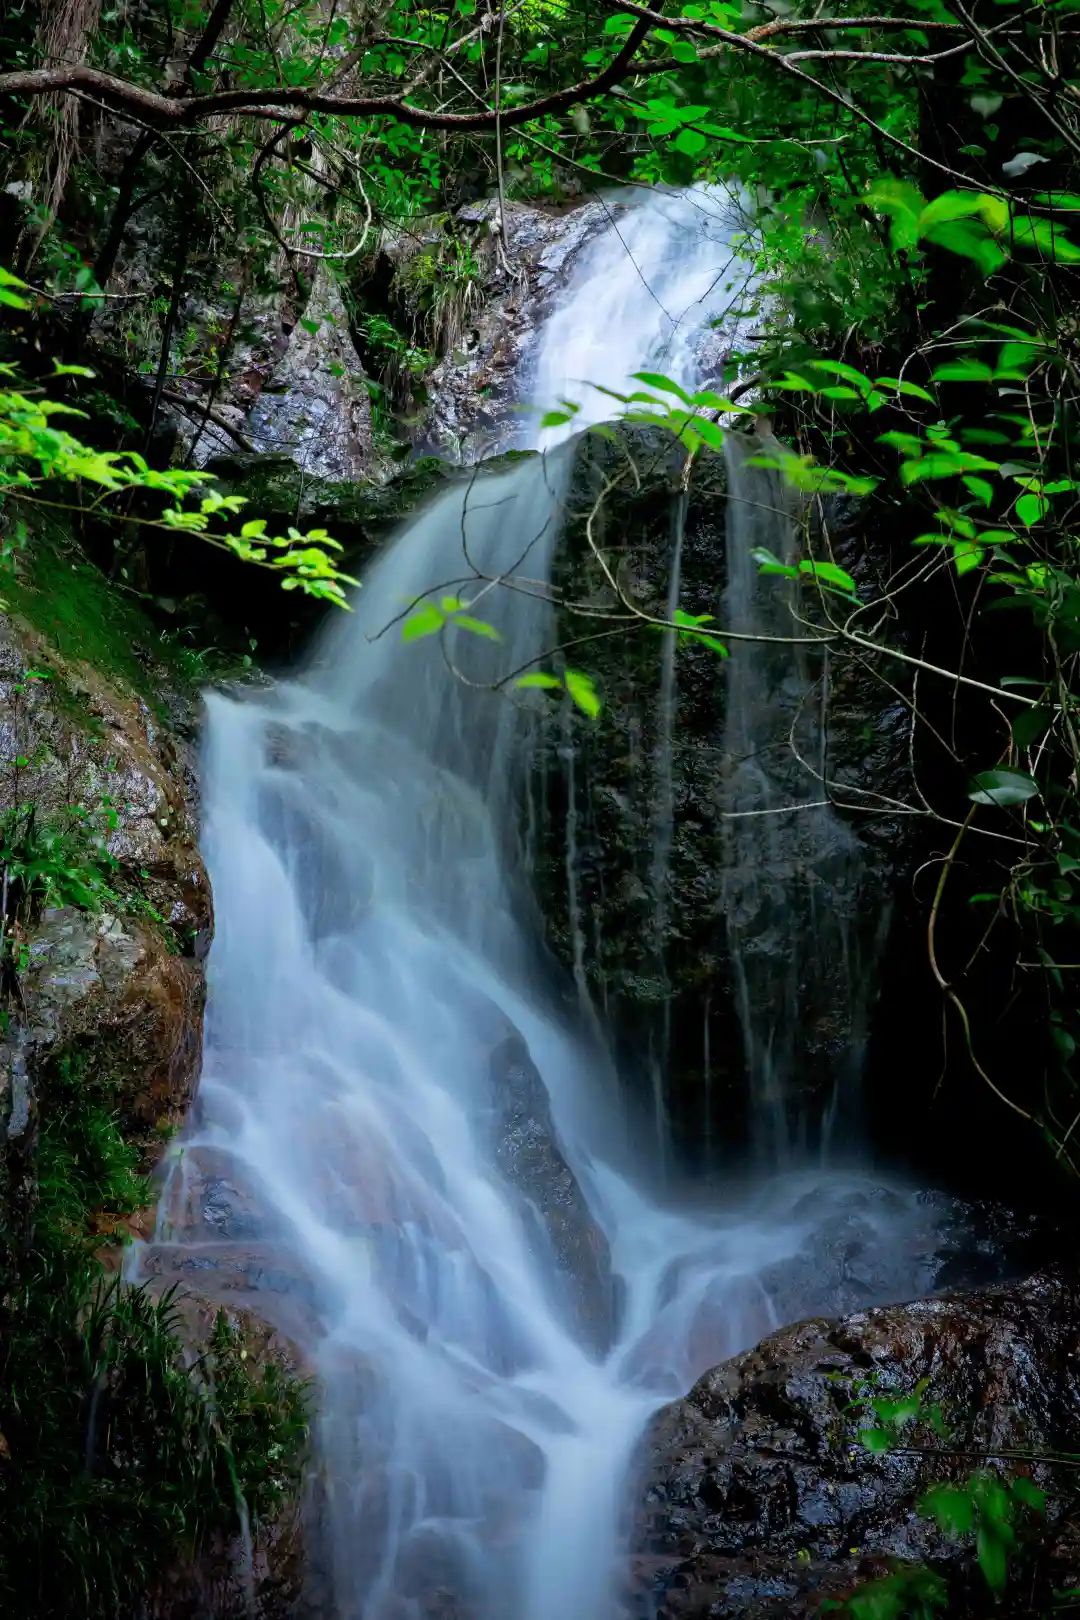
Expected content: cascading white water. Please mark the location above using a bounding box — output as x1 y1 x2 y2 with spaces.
139 187 945 1620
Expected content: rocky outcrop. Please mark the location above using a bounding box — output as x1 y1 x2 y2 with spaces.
529 427 738 1160
0 591 210 1229
391 197 610 460
490 1028 617 1354
245 268 381 482
631 1270 1080 1618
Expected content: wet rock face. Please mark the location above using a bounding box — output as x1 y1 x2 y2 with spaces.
245 268 380 482
403 197 611 460
630 1270 1080 1619
0 611 210 940
529 427 739 1161
526 426 927 1166
0 607 209 1220
489 1029 617 1354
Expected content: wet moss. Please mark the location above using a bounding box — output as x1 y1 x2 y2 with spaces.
1 516 206 726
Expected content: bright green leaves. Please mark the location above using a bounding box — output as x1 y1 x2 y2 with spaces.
516 671 564 692
858 1426 895 1454
865 180 1008 274
539 400 581 430
401 595 503 643
631 96 753 154
671 607 729 656
865 180 1080 277
398 600 603 718
751 547 859 598
0 266 32 311
837 1374 1045 1609
555 369 750 458
564 668 602 717
516 667 602 718
0 345 354 606
968 768 1040 807
401 602 447 642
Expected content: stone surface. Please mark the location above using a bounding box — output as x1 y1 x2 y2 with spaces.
630 1269 1080 1618
528 425 738 1160
246 268 381 482
398 196 611 460
0 600 210 1227
489 1027 617 1354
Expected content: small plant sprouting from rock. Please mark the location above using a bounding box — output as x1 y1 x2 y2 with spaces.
0 797 175 986
824 1373 1049 1618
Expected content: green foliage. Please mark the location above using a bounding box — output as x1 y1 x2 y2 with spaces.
402 593 503 645
0 799 173 969
0 279 354 608
0 1048 309 1616
831 1375 1049 1611
919 1472 1046 1592
516 666 602 718
826 1564 947 1620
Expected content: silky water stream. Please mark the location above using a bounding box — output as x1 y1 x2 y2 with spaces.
139 188 947 1619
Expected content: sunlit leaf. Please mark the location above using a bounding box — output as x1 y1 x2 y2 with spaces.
401 603 445 642
564 668 602 718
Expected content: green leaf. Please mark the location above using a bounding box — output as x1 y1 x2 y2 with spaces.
968 767 1039 807
866 177 926 250
453 614 502 641
924 221 1007 275
516 671 563 692
799 559 858 594
919 190 1008 235
920 1482 976 1536
1011 214 1080 263
1011 706 1051 748
931 359 996 383
875 376 936 403
976 1526 1008 1592
1011 1477 1047 1512
673 127 707 157
752 546 798 579
1016 491 1048 527
631 372 692 403
871 1393 922 1428
859 1427 894 1454
564 668 602 719
401 602 445 642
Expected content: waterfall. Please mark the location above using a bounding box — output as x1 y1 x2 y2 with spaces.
721 435 886 1157
138 187 944 1620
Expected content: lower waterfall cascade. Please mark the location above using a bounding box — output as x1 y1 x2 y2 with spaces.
138 187 955 1620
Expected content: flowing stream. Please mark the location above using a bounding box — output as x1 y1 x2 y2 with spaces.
142 189 943 1620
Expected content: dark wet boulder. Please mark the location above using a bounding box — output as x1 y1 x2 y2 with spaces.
489 1028 617 1355
629 1269 1080 1618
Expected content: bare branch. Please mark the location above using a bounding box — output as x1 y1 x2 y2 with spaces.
0 19 651 131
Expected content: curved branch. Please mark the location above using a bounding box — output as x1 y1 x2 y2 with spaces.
0 18 650 130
